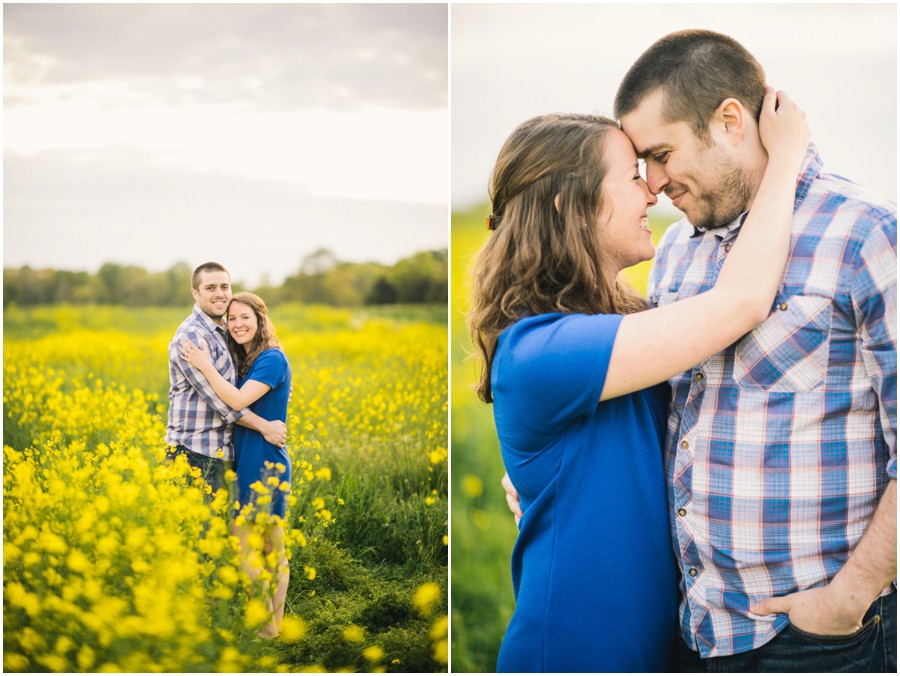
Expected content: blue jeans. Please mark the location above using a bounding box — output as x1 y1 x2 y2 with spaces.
166 445 232 501
673 589 896 672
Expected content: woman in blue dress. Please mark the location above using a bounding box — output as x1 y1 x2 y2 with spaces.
181 291 292 640
467 90 808 671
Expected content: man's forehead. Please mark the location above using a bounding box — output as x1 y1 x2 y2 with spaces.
197 270 230 285
621 91 678 152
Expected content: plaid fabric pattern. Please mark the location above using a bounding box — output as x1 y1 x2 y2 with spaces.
165 305 244 460
648 145 897 658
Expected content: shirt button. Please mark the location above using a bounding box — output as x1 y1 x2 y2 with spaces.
689 568 698 577
694 372 704 381
678 508 687 517
779 302 789 311
724 243 733 252
681 440 689 449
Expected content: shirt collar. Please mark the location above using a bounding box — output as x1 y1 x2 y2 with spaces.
688 142 820 238
192 304 227 333
689 212 746 239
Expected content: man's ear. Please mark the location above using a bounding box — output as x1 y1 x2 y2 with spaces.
714 97 745 146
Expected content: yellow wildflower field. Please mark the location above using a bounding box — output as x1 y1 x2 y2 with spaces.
4 303 448 672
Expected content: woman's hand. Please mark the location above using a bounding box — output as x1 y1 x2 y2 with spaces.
180 338 213 371
758 87 810 175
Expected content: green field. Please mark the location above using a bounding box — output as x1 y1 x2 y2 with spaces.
4 303 448 672
449 204 675 672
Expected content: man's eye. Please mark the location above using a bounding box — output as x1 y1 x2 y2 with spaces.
653 151 670 163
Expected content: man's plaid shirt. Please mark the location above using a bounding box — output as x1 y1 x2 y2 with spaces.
647 145 897 658
166 305 245 460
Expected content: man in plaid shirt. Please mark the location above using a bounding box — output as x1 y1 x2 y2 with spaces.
166 262 286 496
614 30 896 671
502 28 894 672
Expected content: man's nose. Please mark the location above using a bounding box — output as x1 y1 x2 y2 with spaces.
646 163 669 195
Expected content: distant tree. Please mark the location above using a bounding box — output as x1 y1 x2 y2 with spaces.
390 250 448 303
366 276 399 305
2 247 448 308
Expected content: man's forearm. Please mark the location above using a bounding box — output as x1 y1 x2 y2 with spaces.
236 410 265 432
831 479 897 611
236 410 287 446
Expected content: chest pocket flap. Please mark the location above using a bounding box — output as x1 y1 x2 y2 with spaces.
733 295 832 392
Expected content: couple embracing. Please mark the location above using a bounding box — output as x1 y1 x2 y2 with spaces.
469 30 896 672
165 262 292 640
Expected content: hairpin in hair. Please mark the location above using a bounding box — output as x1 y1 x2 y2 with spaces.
486 214 497 231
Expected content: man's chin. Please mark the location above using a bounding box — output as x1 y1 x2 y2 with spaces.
683 206 738 232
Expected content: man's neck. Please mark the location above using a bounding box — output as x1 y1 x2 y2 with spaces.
742 138 771 213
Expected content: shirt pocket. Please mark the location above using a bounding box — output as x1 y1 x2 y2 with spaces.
732 295 832 392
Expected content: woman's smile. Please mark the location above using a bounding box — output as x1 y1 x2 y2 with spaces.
227 301 259 346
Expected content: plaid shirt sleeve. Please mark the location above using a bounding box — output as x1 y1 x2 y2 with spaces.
850 211 897 478
169 331 244 425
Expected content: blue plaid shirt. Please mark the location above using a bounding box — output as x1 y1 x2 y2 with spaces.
166 305 246 460
648 145 897 658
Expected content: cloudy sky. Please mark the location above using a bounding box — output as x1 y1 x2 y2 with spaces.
4 3 448 287
452 3 897 214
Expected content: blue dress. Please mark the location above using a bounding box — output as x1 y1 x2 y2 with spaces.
233 348 292 519
492 313 678 673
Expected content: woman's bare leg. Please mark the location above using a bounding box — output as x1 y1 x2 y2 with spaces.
267 524 290 631
233 521 278 639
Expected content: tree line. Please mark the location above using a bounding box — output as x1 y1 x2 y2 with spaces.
3 248 448 309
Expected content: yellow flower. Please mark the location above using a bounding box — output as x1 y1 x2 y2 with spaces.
362 646 385 663
343 624 366 643
216 647 244 672
76 646 96 671
4 653 29 671
280 615 307 643
430 615 448 639
243 598 271 629
66 549 91 573
217 565 239 585
412 582 442 616
433 639 448 665
462 474 484 498
304 566 317 581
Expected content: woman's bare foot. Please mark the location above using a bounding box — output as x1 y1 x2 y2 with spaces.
258 622 279 640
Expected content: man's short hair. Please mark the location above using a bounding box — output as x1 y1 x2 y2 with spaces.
614 29 767 140
192 262 230 289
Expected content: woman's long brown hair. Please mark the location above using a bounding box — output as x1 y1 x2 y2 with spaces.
467 113 647 403
226 292 282 379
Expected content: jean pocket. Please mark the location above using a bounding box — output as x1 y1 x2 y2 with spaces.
786 613 880 646
733 295 831 392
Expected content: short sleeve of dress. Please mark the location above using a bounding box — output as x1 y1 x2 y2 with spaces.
246 349 289 390
492 313 623 444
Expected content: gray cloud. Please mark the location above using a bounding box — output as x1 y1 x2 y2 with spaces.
4 3 447 111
